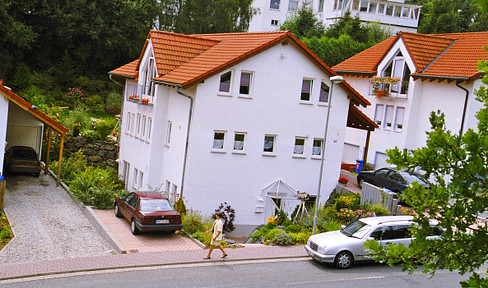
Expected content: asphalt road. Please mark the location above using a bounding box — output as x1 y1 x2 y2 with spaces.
1 258 472 288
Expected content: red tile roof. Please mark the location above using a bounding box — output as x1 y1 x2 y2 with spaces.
110 30 370 107
0 81 68 134
333 31 488 81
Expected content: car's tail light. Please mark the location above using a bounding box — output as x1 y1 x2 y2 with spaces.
141 218 151 224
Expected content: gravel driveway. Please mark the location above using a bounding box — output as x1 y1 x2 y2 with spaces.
0 174 114 264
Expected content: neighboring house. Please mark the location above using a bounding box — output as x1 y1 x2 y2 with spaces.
109 30 375 234
0 81 68 182
333 31 488 169
249 0 420 34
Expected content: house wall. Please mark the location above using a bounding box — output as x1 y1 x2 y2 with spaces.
0 97 8 174
182 42 350 232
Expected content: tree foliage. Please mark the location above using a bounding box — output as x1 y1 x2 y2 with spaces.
365 50 488 287
416 0 488 33
283 9 391 67
174 0 255 34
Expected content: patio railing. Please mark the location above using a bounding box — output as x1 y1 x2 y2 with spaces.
126 82 154 105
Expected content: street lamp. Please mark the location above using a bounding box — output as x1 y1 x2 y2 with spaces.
312 75 344 235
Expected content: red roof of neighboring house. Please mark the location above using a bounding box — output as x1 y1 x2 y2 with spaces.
333 31 488 81
110 30 370 107
0 80 68 134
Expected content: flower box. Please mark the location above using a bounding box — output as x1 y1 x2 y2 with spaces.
370 76 400 98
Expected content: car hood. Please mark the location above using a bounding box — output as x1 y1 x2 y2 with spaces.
310 230 362 247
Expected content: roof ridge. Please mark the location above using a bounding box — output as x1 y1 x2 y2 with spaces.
421 39 458 73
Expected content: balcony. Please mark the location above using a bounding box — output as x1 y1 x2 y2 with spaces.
369 80 409 99
126 82 154 105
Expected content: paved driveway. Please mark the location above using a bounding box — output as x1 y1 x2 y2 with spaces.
93 209 201 253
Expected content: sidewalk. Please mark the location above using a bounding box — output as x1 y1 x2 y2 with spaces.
0 244 307 280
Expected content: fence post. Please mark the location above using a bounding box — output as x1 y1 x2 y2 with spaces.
0 174 5 212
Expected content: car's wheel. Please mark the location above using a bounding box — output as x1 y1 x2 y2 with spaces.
358 178 364 189
131 219 140 235
114 204 122 218
334 251 354 269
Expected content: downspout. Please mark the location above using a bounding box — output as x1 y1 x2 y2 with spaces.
455 81 469 136
176 86 194 198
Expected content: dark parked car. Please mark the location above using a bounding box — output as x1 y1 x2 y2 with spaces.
3 146 41 177
114 191 182 235
357 167 430 193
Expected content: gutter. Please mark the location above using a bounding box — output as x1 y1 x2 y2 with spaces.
455 81 469 136
109 73 126 87
175 86 194 199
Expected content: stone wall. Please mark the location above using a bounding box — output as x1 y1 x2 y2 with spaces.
64 136 118 168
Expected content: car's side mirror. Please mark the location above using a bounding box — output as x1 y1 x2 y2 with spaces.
341 225 346 230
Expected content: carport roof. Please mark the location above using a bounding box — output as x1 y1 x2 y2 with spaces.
0 80 68 135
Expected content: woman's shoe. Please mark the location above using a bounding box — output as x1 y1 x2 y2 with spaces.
221 254 228 258
203 256 211 260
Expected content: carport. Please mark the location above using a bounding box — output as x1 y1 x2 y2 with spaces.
0 80 68 185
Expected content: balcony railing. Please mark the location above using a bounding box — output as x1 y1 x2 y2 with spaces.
126 82 155 105
369 81 409 99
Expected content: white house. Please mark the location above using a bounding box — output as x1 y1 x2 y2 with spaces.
109 30 375 234
249 0 420 34
0 81 68 182
333 31 488 168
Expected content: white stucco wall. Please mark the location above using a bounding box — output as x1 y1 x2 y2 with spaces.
182 42 350 230
0 97 9 174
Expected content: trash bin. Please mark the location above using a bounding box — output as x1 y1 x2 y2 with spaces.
355 159 364 173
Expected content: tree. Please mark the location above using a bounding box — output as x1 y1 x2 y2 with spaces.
417 0 488 33
280 3 325 39
365 49 488 287
174 0 255 34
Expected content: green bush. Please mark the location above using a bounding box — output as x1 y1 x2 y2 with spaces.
69 166 118 209
264 228 286 241
273 232 294 246
0 213 13 240
174 198 187 215
63 106 92 132
322 219 343 232
282 219 293 227
276 209 288 225
82 130 98 140
364 204 390 216
249 223 275 240
94 118 116 140
182 211 205 235
105 91 122 110
52 150 87 183
285 224 303 233
290 230 312 245
21 85 55 106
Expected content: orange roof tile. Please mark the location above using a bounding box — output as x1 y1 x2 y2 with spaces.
333 31 488 81
110 30 371 107
0 81 68 134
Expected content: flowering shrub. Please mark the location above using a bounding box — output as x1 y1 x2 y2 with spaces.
66 87 84 102
128 95 140 101
174 197 187 214
336 208 357 222
141 98 150 104
0 213 13 242
338 177 349 184
370 76 400 98
267 216 278 225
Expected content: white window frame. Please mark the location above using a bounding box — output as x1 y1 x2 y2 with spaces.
271 19 279 26
141 115 147 140
300 78 313 102
133 168 139 189
146 117 152 142
270 0 280 10
384 105 394 130
218 71 232 95
232 132 246 154
131 113 136 135
212 130 226 152
374 104 384 126
126 112 132 134
123 161 130 189
394 106 405 132
312 138 323 158
239 71 253 97
136 113 141 138
142 56 157 101
288 0 298 11
166 120 172 146
319 81 330 104
293 137 306 158
138 171 144 189
263 134 277 156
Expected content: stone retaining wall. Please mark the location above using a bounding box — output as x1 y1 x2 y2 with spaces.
64 136 118 168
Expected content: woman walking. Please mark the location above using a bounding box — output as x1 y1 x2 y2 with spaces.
204 212 228 259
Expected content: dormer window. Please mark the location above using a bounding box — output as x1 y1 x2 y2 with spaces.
142 57 156 103
371 52 411 98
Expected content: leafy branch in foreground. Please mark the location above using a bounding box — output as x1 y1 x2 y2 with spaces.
365 58 488 287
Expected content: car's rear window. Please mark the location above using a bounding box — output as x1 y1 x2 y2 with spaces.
139 199 174 212
13 149 37 160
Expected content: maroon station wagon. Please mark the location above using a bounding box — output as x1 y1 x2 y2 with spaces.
114 192 182 235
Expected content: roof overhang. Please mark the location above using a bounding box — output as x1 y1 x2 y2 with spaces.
347 105 378 131
0 81 68 135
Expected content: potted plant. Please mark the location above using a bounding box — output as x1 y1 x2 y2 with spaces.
370 76 400 98
338 177 349 185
